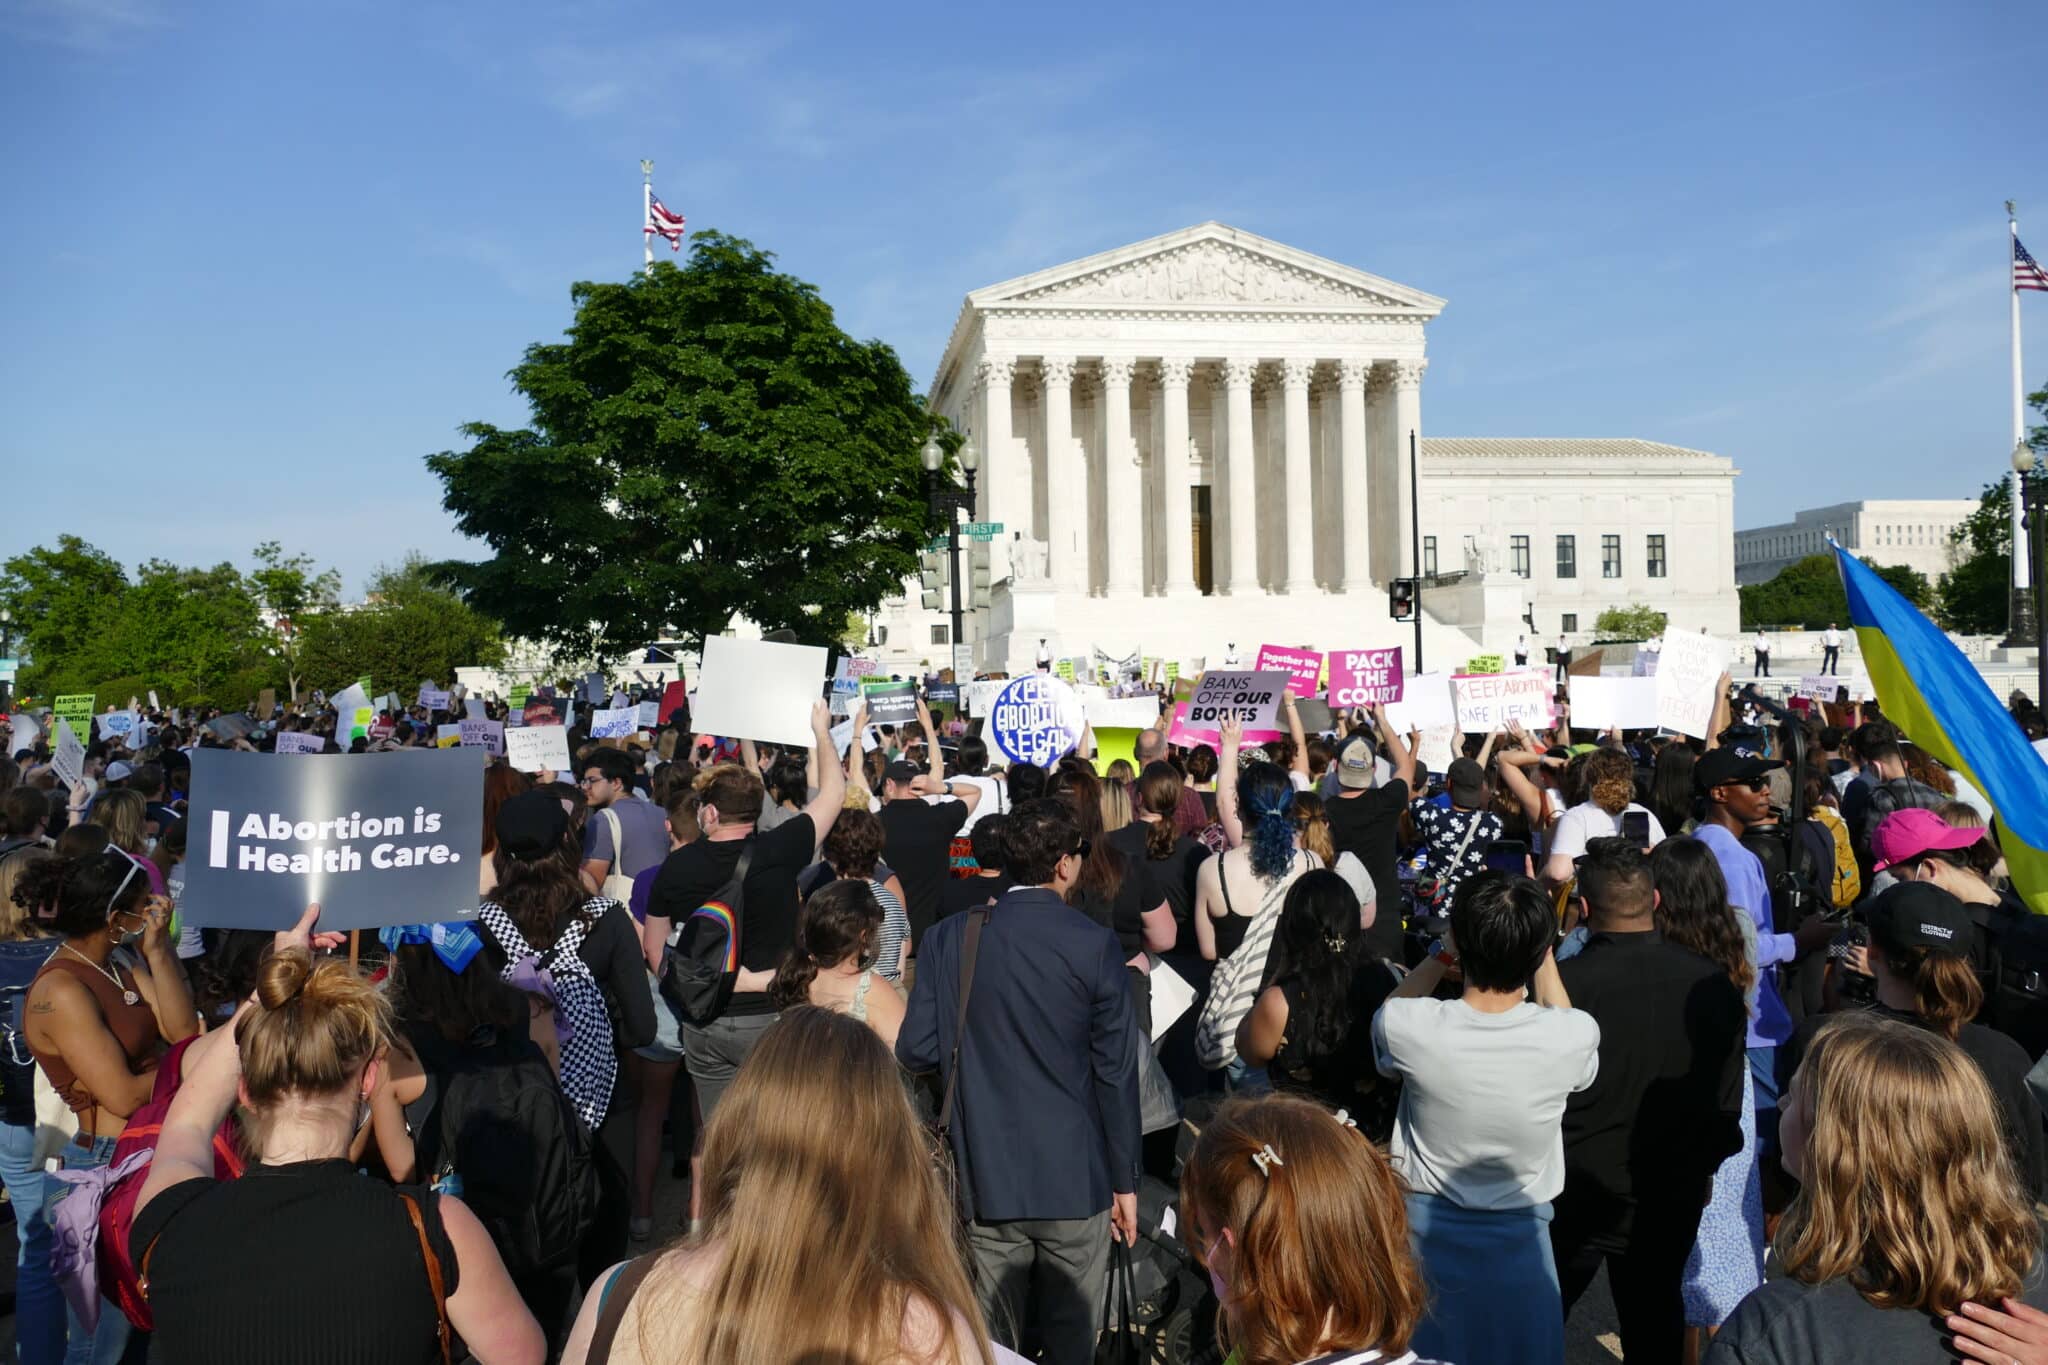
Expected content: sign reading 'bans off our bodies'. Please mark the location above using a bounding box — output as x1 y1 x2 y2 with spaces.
182 748 485 931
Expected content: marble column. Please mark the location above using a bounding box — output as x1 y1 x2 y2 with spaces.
1281 358 1315 593
1209 370 1230 592
1338 358 1371 591
1223 358 1259 595
1101 357 1140 597
977 355 1016 530
1391 359 1426 579
1159 358 1196 596
1042 356 1085 593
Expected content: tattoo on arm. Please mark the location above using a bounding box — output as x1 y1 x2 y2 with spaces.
30 999 54 1014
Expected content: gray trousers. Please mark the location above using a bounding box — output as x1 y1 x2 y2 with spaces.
968 1209 1112 1360
681 1010 779 1120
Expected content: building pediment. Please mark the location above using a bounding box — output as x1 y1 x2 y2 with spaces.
968 222 1446 317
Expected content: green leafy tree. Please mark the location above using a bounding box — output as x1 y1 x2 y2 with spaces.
248 541 341 702
425 232 937 662
296 555 506 693
1740 554 1932 630
1593 605 1668 641
1938 479 2012 634
0 536 128 694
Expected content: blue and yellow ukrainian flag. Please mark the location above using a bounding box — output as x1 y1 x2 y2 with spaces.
1835 543 2048 913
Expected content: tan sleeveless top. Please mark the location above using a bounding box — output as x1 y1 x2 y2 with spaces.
30 951 160 1131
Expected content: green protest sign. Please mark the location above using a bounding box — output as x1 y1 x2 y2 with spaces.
53 694 96 742
1464 655 1504 675
507 683 532 708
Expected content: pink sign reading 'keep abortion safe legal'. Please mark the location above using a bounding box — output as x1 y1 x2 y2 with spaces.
1326 648 1405 708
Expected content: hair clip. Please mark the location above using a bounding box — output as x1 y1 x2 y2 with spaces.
1324 934 1347 954
1333 1110 1358 1131
1251 1143 1285 1177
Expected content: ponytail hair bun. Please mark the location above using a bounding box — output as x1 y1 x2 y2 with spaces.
238 947 392 1110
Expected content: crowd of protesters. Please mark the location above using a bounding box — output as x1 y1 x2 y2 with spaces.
0 660 2046 1365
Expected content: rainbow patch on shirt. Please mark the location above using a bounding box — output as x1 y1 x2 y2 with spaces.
691 902 739 972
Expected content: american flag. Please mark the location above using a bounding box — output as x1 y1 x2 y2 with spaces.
2019 236 2048 293
645 193 687 251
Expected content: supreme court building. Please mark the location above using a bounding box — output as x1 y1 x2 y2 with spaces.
875 222 1739 674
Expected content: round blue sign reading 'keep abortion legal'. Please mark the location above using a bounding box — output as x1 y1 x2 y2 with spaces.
987 674 1085 769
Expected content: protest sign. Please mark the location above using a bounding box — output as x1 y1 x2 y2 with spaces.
418 687 452 712
1164 661 1180 684
1326 648 1405 708
375 694 399 716
1568 649 1605 678
182 748 485 932
846 657 878 679
206 713 256 742
1414 723 1460 775
1452 669 1554 732
458 719 504 755
1568 675 1661 732
52 719 86 791
691 637 828 748
147 690 160 711
1083 695 1161 729
1382 673 1455 733
368 719 396 742
274 731 327 755
507 683 532 709
1464 654 1504 676
1654 630 1730 739
1253 645 1324 699
522 697 562 727
960 679 1007 718
1187 672 1288 732
1094 727 1142 776
331 683 374 746
1633 650 1661 677
6 712 40 754
926 682 960 707
657 680 689 725
434 724 462 748
504 724 571 774
53 695 95 744
581 672 606 704
1293 698 1335 733
608 690 628 711
465 698 488 720
860 679 919 727
635 700 659 730
99 710 137 740
1054 659 1076 683
986 675 1086 768
590 707 636 739
257 688 276 721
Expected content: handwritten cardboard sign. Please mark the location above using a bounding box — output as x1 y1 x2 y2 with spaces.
504 724 571 774
1326 648 1405 708
1451 669 1555 732
1654 630 1730 740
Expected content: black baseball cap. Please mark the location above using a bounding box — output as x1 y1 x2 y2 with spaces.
1867 882 1975 958
1692 748 1784 797
882 760 922 787
495 789 569 862
1447 757 1486 806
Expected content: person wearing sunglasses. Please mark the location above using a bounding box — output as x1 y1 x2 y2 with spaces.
1692 750 1831 1175
21 844 199 1361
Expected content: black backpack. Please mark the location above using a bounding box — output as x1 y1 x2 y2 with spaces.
661 844 753 1026
410 1026 602 1279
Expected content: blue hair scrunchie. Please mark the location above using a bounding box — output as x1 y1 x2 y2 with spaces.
377 921 484 974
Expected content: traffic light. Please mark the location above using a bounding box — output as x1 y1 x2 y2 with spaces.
968 541 992 609
1389 577 1417 622
920 551 945 612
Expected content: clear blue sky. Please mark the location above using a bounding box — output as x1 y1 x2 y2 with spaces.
3 0 2042 593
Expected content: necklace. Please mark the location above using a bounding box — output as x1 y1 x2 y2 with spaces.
62 944 138 1006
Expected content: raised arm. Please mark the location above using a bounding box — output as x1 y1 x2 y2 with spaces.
917 699 944 787
1216 716 1245 848
843 702 872 805
1283 694 1310 783
1374 704 1418 792
801 700 848 841
1704 672 1732 750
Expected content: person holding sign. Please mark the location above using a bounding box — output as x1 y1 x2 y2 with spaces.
19 847 200 1360
130 908 545 1365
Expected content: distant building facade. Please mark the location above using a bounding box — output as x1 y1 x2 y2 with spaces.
1734 499 1973 586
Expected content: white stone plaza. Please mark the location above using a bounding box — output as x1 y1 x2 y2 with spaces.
873 222 1742 674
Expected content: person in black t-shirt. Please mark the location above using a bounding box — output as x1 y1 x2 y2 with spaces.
876 759 968 955
1321 712 1418 963
1552 840 1747 1363
937 816 1006 923
646 701 845 1119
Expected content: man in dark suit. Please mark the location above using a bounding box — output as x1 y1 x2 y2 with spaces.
899 798 1141 1360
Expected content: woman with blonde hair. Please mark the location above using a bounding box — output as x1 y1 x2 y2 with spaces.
1541 745 1666 886
562 1006 1006 1364
1181 1093 1442 1365
131 908 544 1364
1706 1011 2048 1362
94 787 165 896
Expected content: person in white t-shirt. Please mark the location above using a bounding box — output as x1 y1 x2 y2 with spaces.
1820 623 1843 676
1753 630 1772 678
1540 747 1667 887
1373 872 1599 1365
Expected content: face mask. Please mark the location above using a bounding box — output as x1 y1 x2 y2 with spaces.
112 918 143 949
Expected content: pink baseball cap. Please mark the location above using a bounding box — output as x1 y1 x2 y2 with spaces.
1869 808 1985 873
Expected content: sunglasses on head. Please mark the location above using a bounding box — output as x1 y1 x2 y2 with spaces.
1067 839 1092 861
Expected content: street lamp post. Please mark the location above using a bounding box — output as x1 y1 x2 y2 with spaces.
0 607 11 657
2014 441 2048 707
922 435 979 679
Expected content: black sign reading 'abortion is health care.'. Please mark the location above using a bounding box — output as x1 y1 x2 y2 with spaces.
182 748 486 931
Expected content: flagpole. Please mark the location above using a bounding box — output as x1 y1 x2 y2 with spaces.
641 159 655 279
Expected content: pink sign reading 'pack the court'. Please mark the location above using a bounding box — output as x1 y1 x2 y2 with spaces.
1253 644 1324 698
1326 648 1405 708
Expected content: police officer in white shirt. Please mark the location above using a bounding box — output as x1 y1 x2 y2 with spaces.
1821 623 1843 676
